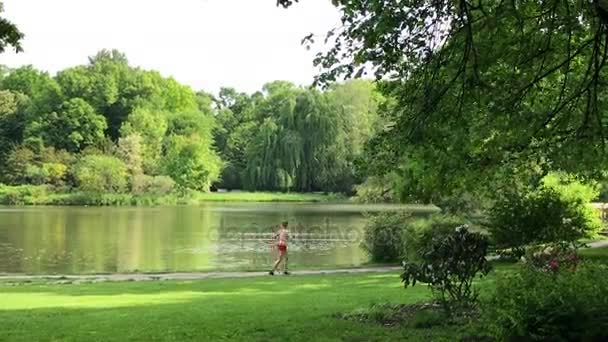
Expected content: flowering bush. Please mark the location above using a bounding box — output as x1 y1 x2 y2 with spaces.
522 244 581 273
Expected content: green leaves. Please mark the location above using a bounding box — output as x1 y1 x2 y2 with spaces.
0 2 24 53
27 98 107 152
74 154 128 193
162 134 221 192
488 173 603 257
290 0 608 199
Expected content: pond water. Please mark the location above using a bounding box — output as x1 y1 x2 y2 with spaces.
0 203 437 275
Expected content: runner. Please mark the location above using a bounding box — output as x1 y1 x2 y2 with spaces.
269 221 289 275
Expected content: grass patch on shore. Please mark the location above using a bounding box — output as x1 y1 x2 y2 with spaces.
0 185 344 206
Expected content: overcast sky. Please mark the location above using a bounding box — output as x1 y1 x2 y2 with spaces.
0 0 341 94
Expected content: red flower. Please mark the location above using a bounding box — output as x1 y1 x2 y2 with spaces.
549 260 559 271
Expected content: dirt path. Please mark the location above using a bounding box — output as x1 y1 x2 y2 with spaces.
0 266 403 284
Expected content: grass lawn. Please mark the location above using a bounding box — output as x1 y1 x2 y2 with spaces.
2 247 606 342
0 272 461 342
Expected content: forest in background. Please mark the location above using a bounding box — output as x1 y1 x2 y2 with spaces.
0 49 384 200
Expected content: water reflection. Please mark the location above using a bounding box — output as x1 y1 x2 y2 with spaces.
0 204 435 275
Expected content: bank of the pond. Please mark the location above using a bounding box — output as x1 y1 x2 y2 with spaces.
0 185 345 206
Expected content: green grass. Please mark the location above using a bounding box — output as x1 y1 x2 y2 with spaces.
2 247 606 341
0 272 463 342
0 184 345 206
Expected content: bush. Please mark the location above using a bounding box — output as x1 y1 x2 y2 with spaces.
401 224 491 310
482 263 608 341
361 211 412 262
73 154 128 193
488 173 602 257
131 175 175 195
402 214 469 263
522 243 581 273
0 184 48 205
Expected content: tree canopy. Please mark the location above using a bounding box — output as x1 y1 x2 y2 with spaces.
0 50 383 195
279 0 608 202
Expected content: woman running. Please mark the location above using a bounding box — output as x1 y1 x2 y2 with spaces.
269 221 289 275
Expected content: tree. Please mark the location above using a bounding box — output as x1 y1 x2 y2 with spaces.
1 65 63 114
319 80 382 193
2 145 35 184
26 98 107 152
280 0 608 198
56 50 199 141
166 110 214 137
291 89 335 192
162 134 222 191
212 88 260 189
221 121 257 189
120 107 168 173
117 133 144 177
74 154 128 193
0 90 28 164
244 118 291 191
0 2 24 53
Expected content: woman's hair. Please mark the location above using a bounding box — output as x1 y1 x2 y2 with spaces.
281 221 288 227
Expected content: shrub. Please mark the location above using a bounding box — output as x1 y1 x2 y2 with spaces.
42 162 68 187
402 214 469 263
482 263 608 341
0 184 48 205
488 173 602 257
131 174 175 195
162 134 222 191
2 145 35 184
361 211 412 262
401 224 491 310
73 154 128 193
522 243 581 273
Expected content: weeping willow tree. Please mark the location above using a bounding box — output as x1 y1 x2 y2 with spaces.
244 118 294 191
292 90 337 192
243 86 338 191
238 80 382 192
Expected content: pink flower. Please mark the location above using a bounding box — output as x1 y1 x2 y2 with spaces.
549 260 559 270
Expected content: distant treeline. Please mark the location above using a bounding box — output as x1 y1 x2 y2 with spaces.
0 50 383 196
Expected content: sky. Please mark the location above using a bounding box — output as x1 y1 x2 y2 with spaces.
0 0 341 94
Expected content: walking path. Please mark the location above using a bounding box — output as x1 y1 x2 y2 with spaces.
0 266 403 284
2 240 606 284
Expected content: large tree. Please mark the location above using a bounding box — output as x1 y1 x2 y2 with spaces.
280 0 608 200
26 98 107 152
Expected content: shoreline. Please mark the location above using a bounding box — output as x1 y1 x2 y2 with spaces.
0 185 350 206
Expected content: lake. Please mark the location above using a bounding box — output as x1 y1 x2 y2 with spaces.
0 203 437 275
